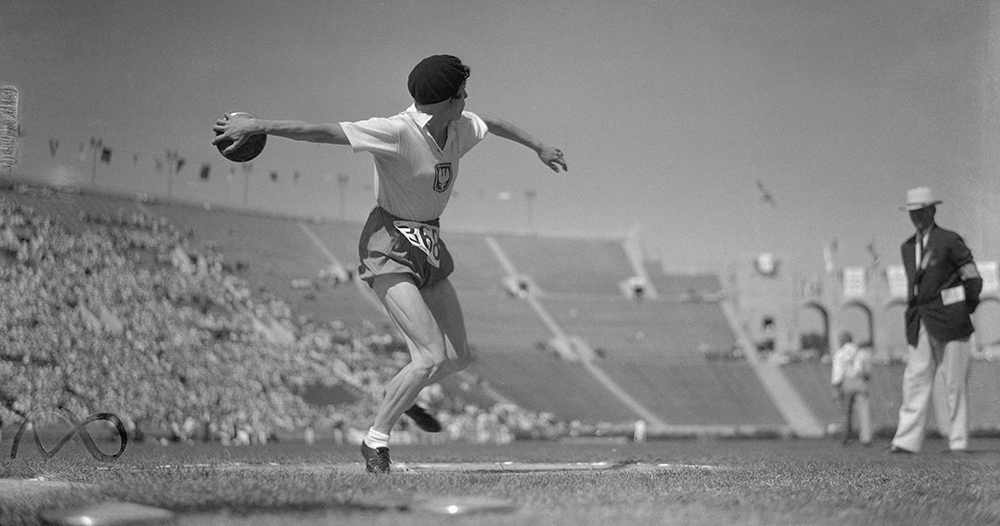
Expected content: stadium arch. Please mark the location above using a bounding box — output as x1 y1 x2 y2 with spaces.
797 300 830 354
841 300 875 349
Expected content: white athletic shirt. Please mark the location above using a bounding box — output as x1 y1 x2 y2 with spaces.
340 105 489 222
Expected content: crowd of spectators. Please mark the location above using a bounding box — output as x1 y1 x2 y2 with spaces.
0 188 577 444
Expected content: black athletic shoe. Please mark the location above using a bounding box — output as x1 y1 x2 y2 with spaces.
361 442 391 474
404 404 442 433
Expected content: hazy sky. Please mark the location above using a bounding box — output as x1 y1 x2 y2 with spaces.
1 0 994 274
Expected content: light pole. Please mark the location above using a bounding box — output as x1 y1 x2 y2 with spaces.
337 174 350 220
525 189 537 235
90 137 102 188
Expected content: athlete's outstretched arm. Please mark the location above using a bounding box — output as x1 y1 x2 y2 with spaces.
212 114 350 156
480 115 568 173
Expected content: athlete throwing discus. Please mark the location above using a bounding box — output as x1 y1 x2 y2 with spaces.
213 55 568 473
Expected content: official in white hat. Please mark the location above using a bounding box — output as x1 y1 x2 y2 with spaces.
899 186 943 211
890 187 982 454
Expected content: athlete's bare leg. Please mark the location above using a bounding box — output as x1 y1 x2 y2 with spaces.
370 274 470 435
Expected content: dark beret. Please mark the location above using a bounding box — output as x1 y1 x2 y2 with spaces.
407 55 470 105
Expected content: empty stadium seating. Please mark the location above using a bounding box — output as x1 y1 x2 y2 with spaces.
643 262 723 299
539 294 785 426
491 234 635 295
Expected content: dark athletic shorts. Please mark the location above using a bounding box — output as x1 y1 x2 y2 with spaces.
357 207 454 289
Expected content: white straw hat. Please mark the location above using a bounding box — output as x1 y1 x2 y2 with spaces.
900 187 942 211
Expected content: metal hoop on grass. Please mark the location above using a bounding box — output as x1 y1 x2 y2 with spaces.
9 405 128 461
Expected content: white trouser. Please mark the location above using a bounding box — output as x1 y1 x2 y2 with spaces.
892 322 971 452
844 391 872 444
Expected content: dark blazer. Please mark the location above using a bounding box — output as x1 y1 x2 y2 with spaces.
901 224 977 346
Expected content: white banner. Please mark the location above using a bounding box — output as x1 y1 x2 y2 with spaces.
0 85 17 169
801 277 822 300
842 266 867 299
886 265 908 299
979 261 998 294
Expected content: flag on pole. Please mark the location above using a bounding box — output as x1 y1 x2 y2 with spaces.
756 180 776 207
823 238 838 273
866 240 880 268
842 266 867 298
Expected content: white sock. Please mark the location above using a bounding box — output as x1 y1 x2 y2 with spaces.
364 427 390 449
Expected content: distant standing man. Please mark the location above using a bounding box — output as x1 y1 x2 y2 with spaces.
890 187 982 454
831 332 872 446
213 55 568 472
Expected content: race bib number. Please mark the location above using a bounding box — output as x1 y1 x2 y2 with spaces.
941 285 965 306
393 221 441 268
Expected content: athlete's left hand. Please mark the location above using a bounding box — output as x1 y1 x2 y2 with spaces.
538 145 568 173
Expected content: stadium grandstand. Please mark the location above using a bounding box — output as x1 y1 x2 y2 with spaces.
4 181 1000 441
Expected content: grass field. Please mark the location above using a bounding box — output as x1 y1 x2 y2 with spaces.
3 435 1000 525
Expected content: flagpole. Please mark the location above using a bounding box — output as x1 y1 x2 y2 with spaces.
90 138 100 188
525 189 537 235
337 174 349 220
243 170 250 208
165 149 176 199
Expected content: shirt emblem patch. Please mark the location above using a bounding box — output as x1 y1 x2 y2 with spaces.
433 163 453 193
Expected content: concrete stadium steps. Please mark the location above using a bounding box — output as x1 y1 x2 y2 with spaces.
460 290 551 351
595 359 786 426
439 231 509 293
541 296 737 360
491 234 634 295
283 284 388 328
537 295 783 426
465 349 639 423
305 221 363 265
458 290 636 422
643 264 723 299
